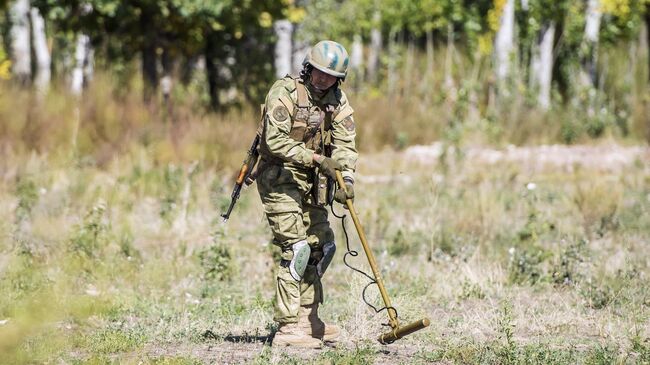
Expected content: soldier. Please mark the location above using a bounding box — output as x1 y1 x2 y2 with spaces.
256 40 357 348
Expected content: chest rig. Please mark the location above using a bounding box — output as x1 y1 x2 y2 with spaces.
289 78 336 156
292 78 338 205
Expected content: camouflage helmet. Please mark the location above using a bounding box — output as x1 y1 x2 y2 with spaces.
303 40 349 79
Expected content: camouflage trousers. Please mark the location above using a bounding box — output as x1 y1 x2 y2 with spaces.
257 162 335 324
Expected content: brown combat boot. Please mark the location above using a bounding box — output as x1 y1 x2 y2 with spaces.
298 304 341 343
272 322 323 348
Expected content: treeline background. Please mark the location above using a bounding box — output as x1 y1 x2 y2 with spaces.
0 0 649 166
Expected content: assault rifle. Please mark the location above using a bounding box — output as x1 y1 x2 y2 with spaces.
221 135 260 222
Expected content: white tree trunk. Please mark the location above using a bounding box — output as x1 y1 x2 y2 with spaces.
350 34 363 77
84 47 94 84
530 22 556 109
273 20 293 78
386 29 398 95
291 23 309 75
291 43 309 75
367 10 382 83
10 0 31 83
30 7 50 94
444 23 455 91
581 0 602 87
494 0 515 83
585 0 602 43
71 34 90 95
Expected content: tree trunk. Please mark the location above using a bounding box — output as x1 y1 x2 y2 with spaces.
291 23 309 74
10 0 31 85
426 29 434 77
444 23 455 92
530 22 556 110
582 0 602 88
645 6 650 81
273 19 292 78
141 11 158 102
494 0 515 84
84 44 94 85
30 7 50 95
161 48 173 101
160 47 174 123
403 37 415 96
205 33 220 111
142 44 158 102
646 9 649 82
386 29 398 95
367 10 382 84
350 33 363 87
71 34 90 95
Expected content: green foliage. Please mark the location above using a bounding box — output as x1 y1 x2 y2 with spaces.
14 177 39 224
497 301 518 364
160 164 183 223
507 246 550 285
69 200 109 258
198 228 235 297
387 228 413 256
580 280 614 309
316 344 376 365
77 328 146 355
150 356 203 365
459 280 486 300
550 239 586 285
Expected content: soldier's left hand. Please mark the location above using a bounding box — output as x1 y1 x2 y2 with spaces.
334 182 354 205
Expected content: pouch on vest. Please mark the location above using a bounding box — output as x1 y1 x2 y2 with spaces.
312 172 334 206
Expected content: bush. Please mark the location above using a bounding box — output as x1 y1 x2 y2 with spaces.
68 200 109 258
198 229 235 297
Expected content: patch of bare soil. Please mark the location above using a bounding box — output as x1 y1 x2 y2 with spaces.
404 143 649 172
145 333 429 365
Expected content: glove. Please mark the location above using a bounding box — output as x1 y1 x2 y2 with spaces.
334 182 354 205
317 157 342 180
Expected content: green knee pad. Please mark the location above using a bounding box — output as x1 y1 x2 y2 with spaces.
289 240 311 281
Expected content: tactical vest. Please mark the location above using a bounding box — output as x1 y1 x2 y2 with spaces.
258 76 337 162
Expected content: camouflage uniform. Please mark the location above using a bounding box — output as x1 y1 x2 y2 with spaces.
256 76 357 324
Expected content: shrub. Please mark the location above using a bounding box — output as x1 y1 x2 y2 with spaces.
68 200 109 258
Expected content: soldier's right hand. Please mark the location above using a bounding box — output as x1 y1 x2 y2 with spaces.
317 157 342 180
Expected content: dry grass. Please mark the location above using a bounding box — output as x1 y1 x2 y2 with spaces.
0 137 648 363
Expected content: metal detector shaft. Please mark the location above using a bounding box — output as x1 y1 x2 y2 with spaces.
335 171 430 343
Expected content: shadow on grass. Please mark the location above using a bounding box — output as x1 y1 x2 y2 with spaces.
203 330 273 344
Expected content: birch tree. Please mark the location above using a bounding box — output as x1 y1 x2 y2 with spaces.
349 34 363 86
10 0 31 84
527 0 564 110
71 34 91 95
494 0 515 84
274 20 293 78
530 22 555 109
582 0 602 87
30 6 50 94
367 10 382 84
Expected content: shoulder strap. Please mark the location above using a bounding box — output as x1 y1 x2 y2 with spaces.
294 78 309 108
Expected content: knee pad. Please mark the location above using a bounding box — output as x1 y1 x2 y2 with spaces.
289 240 311 281
316 241 336 277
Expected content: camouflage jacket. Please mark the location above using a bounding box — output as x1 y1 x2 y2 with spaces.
260 76 357 183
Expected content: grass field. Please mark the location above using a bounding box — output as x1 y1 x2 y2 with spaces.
1 135 648 363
